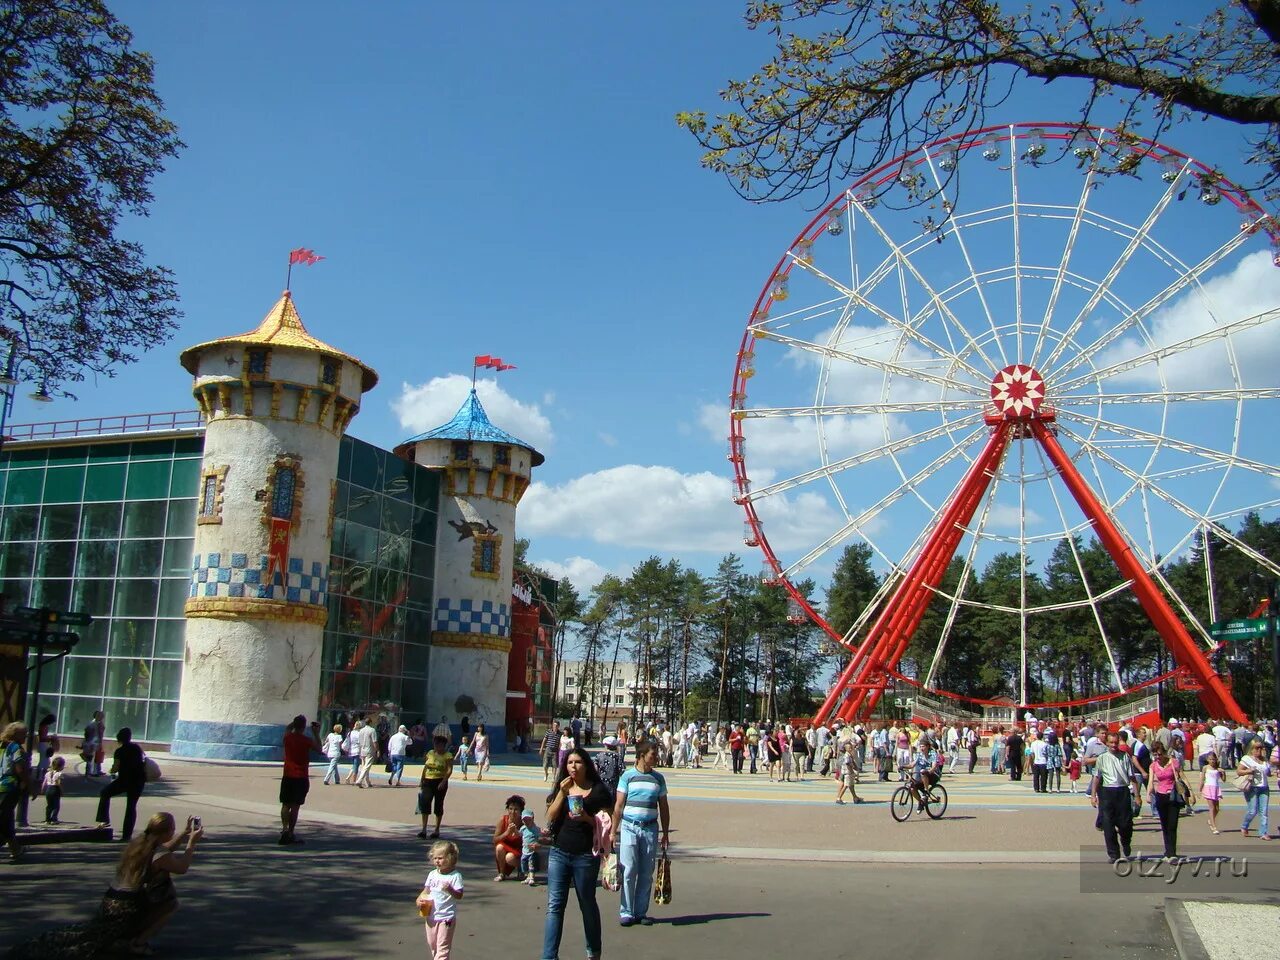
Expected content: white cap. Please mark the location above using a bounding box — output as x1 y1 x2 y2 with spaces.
602 736 618 747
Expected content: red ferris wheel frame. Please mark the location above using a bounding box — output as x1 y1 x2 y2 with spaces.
730 122 1266 725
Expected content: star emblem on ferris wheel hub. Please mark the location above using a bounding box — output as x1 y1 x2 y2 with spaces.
990 364 1046 418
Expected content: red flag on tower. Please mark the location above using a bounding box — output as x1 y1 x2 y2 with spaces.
289 248 325 266
266 517 291 583
474 354 493 367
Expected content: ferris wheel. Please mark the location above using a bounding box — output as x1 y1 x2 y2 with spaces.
730 122 1280 725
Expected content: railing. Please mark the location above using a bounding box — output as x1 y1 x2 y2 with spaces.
1095 694 1159 726
912 691 983 727
3 410 204 442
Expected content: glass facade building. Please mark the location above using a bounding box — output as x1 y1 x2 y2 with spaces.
0 428 439 743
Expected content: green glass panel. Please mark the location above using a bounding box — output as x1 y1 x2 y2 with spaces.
165 498 196 537
75 540 118 579
409 542 434 579
5 469 43 505
114 578 158 618
400 675 427 717
413 469 439 508
106 658 151 699
39 503 80 541
343 522 379 563
162 539 194 577
4 448 45 465
0 541 35 578
407 574 434 609
103 697 148 737
35 540 76 578
411 507 436 545
87 442 128 462
403 640 429 678
378 530 410 571
383 454 414 500
71 578 114 620
376 566 408 605
119 539 163 578
149 659 181 700
0 578 30 607
63 657 105 697
157 578 188 618
42 466 85 503
32 578 72 611
128 439 174 461
59 697 102 738
381 497 412 535
153 619 185 657
121 500 166 539
125 459 171 500
343 488 380 527
74 618 108 656
80 501 122 540
110 619 153 659
337 436 352 482
147 700 178 742
169 460 200 498
0 470 6 503
172 436 203 458
83 462 126 502
0 504 39 541
349 440 382 491
330 519 349 559
45 445 89 467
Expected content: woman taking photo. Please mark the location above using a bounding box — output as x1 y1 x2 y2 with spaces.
541 747 610 960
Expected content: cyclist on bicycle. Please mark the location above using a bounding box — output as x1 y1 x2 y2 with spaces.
907 737 942 810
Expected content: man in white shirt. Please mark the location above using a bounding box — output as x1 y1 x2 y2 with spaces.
355 717 380 787
1029 733 1050 792
432 716 452 745
387 724 411 786
1089 732 1134 862
1194 727 1216 768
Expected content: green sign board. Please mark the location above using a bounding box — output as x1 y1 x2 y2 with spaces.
1209 617 1270 641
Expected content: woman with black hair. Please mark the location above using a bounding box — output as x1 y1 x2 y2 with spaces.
541 747 610 960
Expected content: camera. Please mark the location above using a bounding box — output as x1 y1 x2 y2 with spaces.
192 817 202 831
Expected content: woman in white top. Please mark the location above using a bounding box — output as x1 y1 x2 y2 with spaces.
343 720 363 784
322 724 345 785
470 724 490 781
1237 739 1272 839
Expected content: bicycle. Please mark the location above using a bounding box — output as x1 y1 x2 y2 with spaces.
890 772 948 821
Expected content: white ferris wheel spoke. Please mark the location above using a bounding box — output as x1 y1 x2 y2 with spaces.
754 328 988 397
1054 306 1280 395
743 399 991 418
780 425 987 581
1028 162 1100 371
1037 167 1185 374
787 254 991 385
849 192 1004 374
1061 410 1280 482
1031 441 1127 690
746 414 984 501
1053 387 1280 407
1047 230 1257 384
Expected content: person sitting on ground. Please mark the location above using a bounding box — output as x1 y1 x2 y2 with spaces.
493 795 526 881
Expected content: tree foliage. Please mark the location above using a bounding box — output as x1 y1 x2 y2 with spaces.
677 1 1280 204
0 0 183 389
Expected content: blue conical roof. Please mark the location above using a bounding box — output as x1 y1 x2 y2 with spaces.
402 389 544 466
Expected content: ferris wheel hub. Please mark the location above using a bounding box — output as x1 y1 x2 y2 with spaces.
990 364 1046 418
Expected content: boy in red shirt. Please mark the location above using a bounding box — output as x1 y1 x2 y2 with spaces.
280 715 323 846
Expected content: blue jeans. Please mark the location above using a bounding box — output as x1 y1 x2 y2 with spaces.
541 847 601 960
388 756 404 784
619 819 659 921
1242 786 1270 836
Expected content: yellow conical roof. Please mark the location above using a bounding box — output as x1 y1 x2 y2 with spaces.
179 291 378 392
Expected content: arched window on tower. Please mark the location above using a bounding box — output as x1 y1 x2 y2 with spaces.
272 465 297 520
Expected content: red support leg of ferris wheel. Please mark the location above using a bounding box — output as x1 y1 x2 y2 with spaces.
814 423 1012 724
1030 420 1247 723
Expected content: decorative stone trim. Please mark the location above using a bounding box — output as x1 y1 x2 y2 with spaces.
472 532 501 579
197 464 229 525
435 597 509 635
186 595 327 625
430 630 512 653
294 387 313 424
327 479 337 539
260 454 305 531
190 552 327 604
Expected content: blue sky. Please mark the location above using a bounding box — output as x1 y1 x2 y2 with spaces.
15 3 1279 617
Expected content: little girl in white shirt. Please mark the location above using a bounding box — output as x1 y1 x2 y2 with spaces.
418 840 464 959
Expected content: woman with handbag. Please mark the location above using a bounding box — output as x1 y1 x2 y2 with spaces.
1146 742 1183 859
1237 739 1272 839
541 747 611 960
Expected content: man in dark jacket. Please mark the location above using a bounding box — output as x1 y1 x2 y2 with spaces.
1005 729 1025 782
95 727 147 840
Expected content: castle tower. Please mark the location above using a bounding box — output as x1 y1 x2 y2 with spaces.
171 292 377 760
394 390 542 751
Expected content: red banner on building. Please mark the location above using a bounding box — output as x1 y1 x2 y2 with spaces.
267 517 291 583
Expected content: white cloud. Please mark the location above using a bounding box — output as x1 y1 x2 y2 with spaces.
985 503 1043 531
533 556 611 595
392 373 554 450
521 464 842 553
597 432 618 447
1096 250 1280 389
699 402 897 473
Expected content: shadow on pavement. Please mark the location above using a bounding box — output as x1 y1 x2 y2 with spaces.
659 911 770 926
